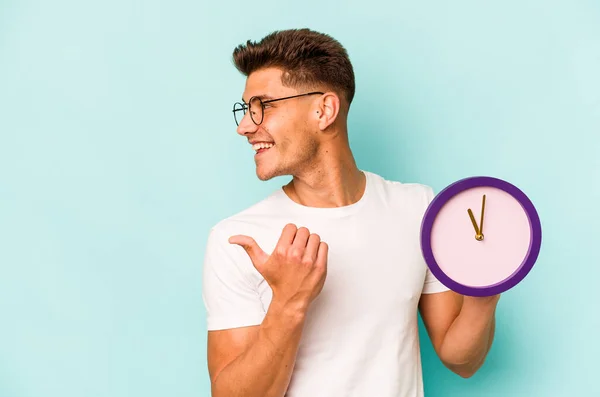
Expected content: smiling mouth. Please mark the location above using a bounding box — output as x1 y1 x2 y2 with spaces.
252 142 274 154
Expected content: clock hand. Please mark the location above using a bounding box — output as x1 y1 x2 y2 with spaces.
480 194 486 236
467 208 481 236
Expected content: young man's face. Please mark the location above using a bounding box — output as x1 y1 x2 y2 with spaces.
237 67 322 181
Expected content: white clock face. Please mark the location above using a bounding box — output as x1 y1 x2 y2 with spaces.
429 186 532 287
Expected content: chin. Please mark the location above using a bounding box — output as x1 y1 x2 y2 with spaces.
255 164 288 181
255 168 277 181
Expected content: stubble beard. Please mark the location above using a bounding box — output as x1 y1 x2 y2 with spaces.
255 137 320 181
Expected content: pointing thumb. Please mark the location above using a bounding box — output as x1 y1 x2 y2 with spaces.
228 235 269 269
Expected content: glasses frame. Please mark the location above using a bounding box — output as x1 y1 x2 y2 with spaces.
233 91 324 126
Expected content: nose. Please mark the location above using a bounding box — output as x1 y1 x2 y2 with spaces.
236 111 259 136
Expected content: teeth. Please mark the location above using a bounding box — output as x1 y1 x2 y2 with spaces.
252 142 274 151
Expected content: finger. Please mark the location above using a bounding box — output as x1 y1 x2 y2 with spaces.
292 227 311 250
315 241 329 269
303 234 321 263
276 223 298 248
228 235 268 266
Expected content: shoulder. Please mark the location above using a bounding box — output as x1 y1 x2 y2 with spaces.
365 170 434 207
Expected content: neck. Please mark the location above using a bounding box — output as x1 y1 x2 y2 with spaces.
282 141 366 208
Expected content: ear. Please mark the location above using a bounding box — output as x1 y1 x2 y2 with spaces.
314 92 340 130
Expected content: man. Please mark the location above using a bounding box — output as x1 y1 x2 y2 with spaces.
202 28 500 397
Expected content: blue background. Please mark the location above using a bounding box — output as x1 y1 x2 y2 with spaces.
1 0 598 396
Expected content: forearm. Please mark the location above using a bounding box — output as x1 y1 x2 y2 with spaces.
440 297 498 377
211 299 306 397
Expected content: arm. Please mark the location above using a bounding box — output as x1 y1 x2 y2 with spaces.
418 290 500 378
208 298 307 397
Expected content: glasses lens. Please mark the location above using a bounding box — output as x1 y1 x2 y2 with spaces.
249 97 263 125
233 102 245 126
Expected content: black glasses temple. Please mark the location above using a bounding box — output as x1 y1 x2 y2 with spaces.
262 91 324 104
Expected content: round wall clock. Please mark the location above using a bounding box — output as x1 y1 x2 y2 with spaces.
420 176 542 297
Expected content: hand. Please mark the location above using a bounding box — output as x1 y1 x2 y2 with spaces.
467 208 481 237
479 194 486 236
228 223 329 312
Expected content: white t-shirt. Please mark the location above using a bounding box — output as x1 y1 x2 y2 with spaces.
202 170 450 397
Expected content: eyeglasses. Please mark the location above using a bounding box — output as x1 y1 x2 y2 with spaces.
232 91 324 126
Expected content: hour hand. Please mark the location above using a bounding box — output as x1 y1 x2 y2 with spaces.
468 209 480 234
467 208 483 241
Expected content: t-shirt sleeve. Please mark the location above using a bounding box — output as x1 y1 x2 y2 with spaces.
422 267 451 294
201 227 266 331
421 185 451 294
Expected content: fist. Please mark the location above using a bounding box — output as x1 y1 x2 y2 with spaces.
228 223 328 309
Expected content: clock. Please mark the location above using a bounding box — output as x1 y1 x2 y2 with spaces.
420 176 542 297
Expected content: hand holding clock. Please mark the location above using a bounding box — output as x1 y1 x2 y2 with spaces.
419 177 541 378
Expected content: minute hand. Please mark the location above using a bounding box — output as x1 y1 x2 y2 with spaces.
480 194 486 236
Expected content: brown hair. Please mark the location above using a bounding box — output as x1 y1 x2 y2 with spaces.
232 28 356 108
